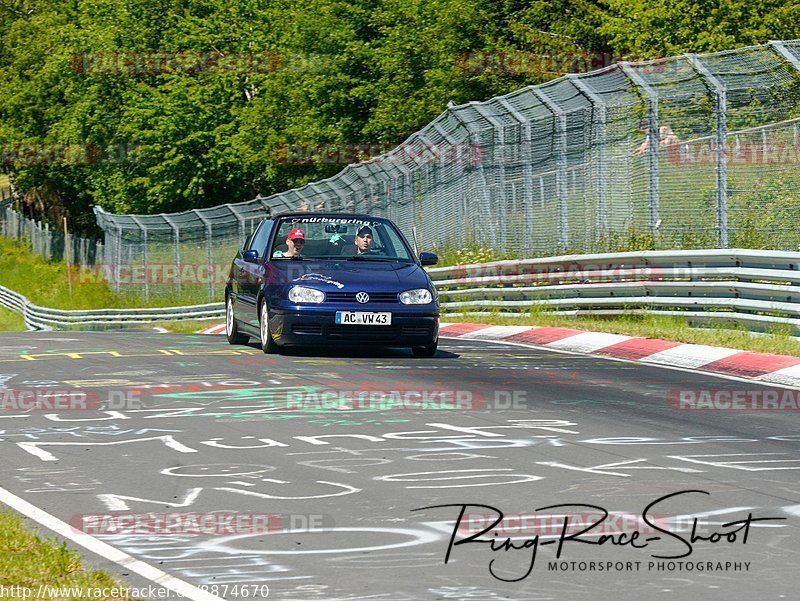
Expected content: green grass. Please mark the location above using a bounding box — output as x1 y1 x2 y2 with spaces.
151 319 226 334
0 511 134 598
0 306 24 331
444 309 800 356
0 236 221 309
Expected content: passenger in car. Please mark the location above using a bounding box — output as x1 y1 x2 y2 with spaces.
341 226 374 255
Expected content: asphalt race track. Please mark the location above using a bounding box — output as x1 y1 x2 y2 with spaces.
0 331 798 601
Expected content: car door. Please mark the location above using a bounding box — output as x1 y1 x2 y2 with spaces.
233 219 273 329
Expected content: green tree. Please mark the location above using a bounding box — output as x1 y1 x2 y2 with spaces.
600 0 800 55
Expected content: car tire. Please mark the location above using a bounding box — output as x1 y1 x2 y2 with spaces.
259 300 279 354
225 294 249 345
412 339 438 358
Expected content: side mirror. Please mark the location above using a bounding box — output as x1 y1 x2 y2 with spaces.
243 250 259 263
419 252 438 266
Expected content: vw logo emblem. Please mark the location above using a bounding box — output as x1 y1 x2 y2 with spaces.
355 291 370 304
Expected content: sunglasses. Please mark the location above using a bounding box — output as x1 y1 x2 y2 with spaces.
289 238 305 244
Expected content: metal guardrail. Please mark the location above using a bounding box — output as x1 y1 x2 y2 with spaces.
428 249 800 334
0 284 223 331
2 249 799 333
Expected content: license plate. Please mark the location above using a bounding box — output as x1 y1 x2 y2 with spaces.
335 311 392 325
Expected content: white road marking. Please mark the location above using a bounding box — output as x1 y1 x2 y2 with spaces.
0 485 224 601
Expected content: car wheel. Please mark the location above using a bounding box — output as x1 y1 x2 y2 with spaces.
260 300 279 354
225 295 249 345
412 338 438 358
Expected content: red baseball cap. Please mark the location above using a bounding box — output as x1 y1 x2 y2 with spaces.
287 228 305 241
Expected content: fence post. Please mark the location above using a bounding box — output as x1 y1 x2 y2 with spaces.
163 215 181 295
495 96 534 254
130 217 148 302
114 225 123 294
620 62 660 239
769 41 800 72
471 103 511 247
330 176 357 214
532 88 570 251
193 210 215 301
447 106 494 248
568 74 609 243
686 53 728 248
227 204 247 251
255 194 273 218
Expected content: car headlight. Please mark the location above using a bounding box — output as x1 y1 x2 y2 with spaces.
288 286 325 304
399 288 433 305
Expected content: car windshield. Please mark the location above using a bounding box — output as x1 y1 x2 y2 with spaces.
270 217 415 262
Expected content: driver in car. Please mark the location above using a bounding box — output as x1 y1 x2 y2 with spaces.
273 228 305 257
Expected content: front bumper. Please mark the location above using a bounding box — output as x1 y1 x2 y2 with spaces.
270 308 439 347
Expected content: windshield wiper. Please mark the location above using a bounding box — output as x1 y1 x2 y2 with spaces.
346 256 403 262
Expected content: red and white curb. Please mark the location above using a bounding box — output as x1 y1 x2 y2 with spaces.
200 323 227 335
198 322 800 388
438 323 800 389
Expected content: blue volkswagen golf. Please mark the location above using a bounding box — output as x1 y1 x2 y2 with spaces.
225 213 440 356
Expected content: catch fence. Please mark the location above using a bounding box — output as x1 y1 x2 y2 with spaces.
0 192 103 267
83 40 800 300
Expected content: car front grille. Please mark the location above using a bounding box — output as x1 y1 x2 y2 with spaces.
292 324 324 335
402 325 434 337
289 319 434 341
325 292 399 303
327 325 399 340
